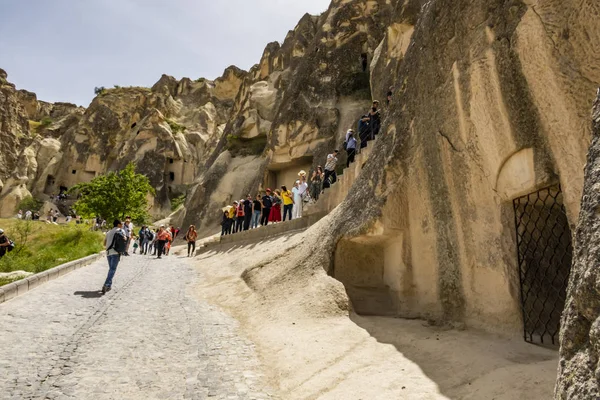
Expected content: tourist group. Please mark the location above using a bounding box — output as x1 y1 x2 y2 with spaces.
220 99 382 236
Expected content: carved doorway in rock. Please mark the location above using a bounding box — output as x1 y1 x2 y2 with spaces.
44 175 56 195
513 185 572 345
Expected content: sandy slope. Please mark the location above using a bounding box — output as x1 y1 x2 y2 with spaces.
183 230 557 399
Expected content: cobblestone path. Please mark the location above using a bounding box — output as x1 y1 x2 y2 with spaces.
0 254 275 400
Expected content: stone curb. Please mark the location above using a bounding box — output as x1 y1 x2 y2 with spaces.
0 251 106 305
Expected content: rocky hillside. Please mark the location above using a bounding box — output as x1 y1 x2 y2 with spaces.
0 66 246 218
2 0 600 394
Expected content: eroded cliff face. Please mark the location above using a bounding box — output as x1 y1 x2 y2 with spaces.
2 0 599 351
180 0 394 233
554 92 600 399
230 0 599 346
0 67 246 218
320 0 600 335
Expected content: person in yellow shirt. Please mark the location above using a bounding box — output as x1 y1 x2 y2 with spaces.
281 185 294 221
228 202 237 234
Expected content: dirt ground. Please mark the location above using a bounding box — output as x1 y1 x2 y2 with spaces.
182 230 558 399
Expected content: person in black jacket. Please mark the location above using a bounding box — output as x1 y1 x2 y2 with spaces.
243 195 253 231
261 189 273 226
0 229 12 259
369 100 381 137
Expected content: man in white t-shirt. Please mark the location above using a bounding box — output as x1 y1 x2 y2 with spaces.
294 179 308 218
102 220 125 294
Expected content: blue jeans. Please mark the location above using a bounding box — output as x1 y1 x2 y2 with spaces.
251 211 261 228
283 204 293 221
104 254 120 288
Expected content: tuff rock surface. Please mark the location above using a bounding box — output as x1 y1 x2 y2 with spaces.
2 0 600 345
0 67 246 217
554 92 600 399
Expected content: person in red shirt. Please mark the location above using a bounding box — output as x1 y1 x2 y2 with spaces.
156 226 172 259
234 200 245 233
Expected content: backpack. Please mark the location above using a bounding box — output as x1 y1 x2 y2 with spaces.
107 229 127 254
343 141 348 150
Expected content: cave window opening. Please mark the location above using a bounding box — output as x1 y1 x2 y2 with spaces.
169 158 174 164
361 53 368 72
169 172 175 182
513 184 573 346
72 170 77 174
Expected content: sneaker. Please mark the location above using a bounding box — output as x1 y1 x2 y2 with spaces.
157 256 162 259
101 285 107 294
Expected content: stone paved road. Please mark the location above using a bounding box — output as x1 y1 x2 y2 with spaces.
0 254 276 400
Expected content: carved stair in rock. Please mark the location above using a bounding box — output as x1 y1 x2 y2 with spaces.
198 140 377 254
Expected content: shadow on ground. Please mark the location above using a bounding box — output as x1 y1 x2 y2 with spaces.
73 291 103 298
350 314 558 399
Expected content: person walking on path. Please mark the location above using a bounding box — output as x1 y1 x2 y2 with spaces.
322 150 339 191
310 167 324 201
345 130 357 168
102 220 126 294
138 226 149 255
281 186 294 221
155 225 172 259
123 217 133 256
261 189 273 226
143 227 154 255
251 195 262 229
185 225 198 257
242 195 253 231
269 190 282 223
169 225 178 241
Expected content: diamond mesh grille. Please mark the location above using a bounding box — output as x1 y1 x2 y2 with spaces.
513 185 572 345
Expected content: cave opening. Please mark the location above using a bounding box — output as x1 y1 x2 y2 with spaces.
333 236 396 316
513 184 572 346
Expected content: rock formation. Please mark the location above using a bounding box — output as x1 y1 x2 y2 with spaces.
180 0 393 233
0 67 246 218
1 0 600 351
217 0 600 349
554 91 600 399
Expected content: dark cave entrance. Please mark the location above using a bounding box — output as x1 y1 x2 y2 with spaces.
513 184 572 346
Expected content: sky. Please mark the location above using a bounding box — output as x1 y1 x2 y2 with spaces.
0 0 330 106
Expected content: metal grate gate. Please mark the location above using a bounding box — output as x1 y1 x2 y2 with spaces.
513 185 572 345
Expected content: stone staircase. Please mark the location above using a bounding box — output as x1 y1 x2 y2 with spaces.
197 141 377 254
304 144 374 218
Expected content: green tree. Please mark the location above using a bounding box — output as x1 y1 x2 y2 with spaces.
69 163 155 223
